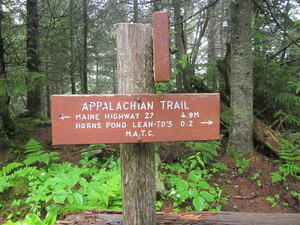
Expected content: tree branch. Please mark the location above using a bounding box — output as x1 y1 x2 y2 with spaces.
170 0 220 28
270 37 300 59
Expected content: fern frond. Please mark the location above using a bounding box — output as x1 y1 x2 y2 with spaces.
277 139 300 177
0 162 24 176
280 162 300 177
25 139 43 154
23 139 60 166
0 176 13 192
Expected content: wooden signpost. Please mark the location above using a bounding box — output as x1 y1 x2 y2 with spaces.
51 12 220 225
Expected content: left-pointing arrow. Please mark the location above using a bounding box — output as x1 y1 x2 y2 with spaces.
59 114 72 120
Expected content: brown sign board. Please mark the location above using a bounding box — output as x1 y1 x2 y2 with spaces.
152 11 170 82
51 93 220 145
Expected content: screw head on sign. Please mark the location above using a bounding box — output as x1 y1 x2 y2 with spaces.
135 97 141 102
136 137 142 142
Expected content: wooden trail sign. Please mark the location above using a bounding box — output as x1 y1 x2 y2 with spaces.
152 11 170 82
51 17 220 225
51 93 220 145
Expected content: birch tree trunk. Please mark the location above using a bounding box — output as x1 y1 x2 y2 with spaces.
227 0 254 155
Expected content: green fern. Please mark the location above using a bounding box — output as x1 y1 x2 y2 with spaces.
24 139 60 166
275 139 300 178
0 162 24 177
25 139 44 154
186 141 221 163
0 176 13 192
278 140 300 161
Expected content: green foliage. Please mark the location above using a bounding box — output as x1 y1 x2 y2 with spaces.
163 165 227 212
271 139 300 182
4 209 57 225
186 141 221 165
235 158 251 174
251 173 262 187
24 139 60 166
211 163 229 171
254 55 300 128
179 53 189 69
266 195 279 208
0 71 45 96
0 162 24 177
155 80 175 93
161 141 227 212
23 118 51 127
0 140 122 223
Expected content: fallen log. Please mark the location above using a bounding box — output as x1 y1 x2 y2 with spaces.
253 116 283 154
55 210 300 225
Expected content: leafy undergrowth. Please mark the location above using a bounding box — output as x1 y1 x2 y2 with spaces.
0 123 300 224
0 139 122 224
158 141 300 214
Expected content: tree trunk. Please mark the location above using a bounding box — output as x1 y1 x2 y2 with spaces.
26 0 42 116
116 23 156 225
173 0 185 90
82 0 88 94
0 2 15 133
227 0 254 155
207 0 218 92
70 0 76 94
133 0 138 23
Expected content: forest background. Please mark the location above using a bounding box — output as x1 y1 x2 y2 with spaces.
0 0 299 224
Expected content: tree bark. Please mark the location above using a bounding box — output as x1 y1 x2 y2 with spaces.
207 0 218 92
70 0 76 94
0 4 15 133
26 0 42 116
133 0 138 23
173 0 185 90
82 0 88 94
116 23 156 225
253 117 283 154
227 0 254 155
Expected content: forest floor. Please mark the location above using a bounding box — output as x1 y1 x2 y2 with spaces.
1 122 300 223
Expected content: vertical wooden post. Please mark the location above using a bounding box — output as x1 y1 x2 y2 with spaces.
116 24 156 225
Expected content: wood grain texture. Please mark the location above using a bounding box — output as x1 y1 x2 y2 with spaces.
116 23 156 225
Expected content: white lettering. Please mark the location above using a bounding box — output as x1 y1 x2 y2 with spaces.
75 114 100 120
125 130 154 137
81 101 154 111
82 102 89 111
106 122 127 128
75 122 101 129
160 101 190 110
104 113 140 120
